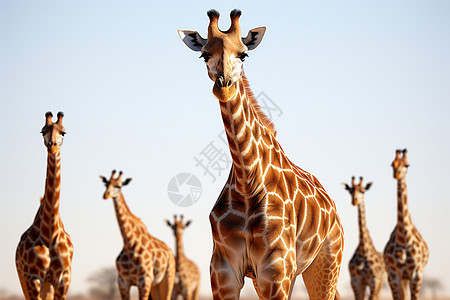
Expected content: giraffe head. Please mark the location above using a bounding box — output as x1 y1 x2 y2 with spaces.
178 9 265 102
342 176 372 206
99 170 132 200
391 149 409 180
165 214 192 239
41 111 66 154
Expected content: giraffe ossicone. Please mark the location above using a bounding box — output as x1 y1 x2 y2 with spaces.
100 170 175 300
343 176 386 300
179 9 344 300
16 111 73 300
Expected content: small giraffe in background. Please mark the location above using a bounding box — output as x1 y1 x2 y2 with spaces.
384 149 429 300
100 170 175 300
179 9 344 300
16 111 74 300
166 215 201 300
343 176 385 300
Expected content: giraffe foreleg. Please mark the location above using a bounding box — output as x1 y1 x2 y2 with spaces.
254 247 297 300
210 251 244 300
410 269 424 300
368 275 383 300
350 276 365 300
302 235 343 300
51 268 71 300
118 275 131 300
138 280 152 300
386 270 408 300
22 276 43 300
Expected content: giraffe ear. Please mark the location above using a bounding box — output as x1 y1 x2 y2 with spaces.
100 176 107 183
165 220 172 227
178 30 206 52
341 183 350 191
365 182 373 191
242 27 266 51
122 178 132 186
185 220 192 227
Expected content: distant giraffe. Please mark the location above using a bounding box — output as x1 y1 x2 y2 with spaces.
343 176 386 300
165 215 201 300
100 170 175 300
15 111 74 300
384 149 429 300
178 9 344 300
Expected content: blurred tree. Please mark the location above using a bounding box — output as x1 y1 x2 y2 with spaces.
421 277 443 299
87 267 118 300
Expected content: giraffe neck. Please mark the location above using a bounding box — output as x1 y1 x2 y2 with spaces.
397 177 413 236
39 151 62 243
219 75 275 195
356 200 374 252
112 192 141 249
175 234 186 266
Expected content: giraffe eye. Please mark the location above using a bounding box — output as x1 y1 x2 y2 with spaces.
200 53 210 63
61 132 66 136
239 53 248 62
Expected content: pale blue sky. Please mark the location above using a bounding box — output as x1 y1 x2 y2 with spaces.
1 1 449 298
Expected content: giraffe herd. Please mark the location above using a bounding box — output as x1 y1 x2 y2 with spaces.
14 9 428 300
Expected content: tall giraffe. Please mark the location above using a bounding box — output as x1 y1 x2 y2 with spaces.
178 9 344 300
384 149 429 300
15 111 74 300
100 170 175 300
343 176 385 300
165 215 201 300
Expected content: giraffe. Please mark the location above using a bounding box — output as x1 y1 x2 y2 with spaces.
383 149 429 300
99 170 175 300
15 111 74 300
178 9 344 300
343 176 385 300
165 215 201 300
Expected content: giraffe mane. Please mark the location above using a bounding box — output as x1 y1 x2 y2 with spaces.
242 74 277 137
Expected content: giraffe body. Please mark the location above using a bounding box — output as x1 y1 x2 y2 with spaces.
100 171 175 300
383 150 429 300
343 177 385 300
166 215 201 300
15 112 73 300
179 10 344 300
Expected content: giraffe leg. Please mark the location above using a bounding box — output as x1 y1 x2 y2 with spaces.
157 256 176 300
52 269 71 300
118 275 131 300
254 248 297 300
350 276 364 300
192 284 200 300
302 237 343 300
369 276 383 300
138 281 152 300
22 276 42 300
410 270 424 300
387 270 407 300
210 251 244 300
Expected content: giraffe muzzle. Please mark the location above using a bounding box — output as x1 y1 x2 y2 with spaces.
215 75 233 88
